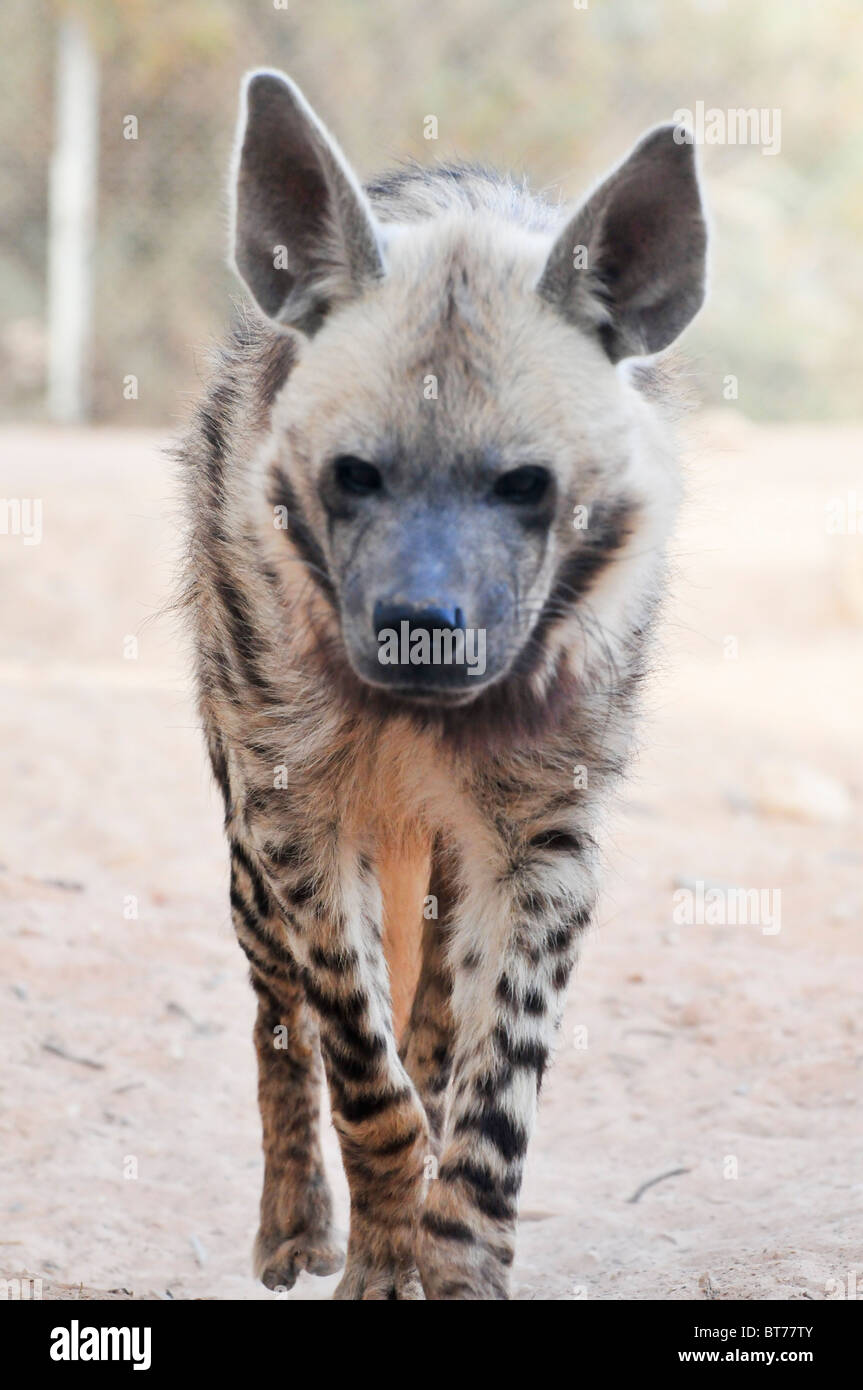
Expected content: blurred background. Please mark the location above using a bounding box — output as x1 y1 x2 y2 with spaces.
2 0 863 425
2 1 861 1302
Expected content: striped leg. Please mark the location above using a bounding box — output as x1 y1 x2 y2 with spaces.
399 845 455 1149
243 832 431 1300
416 823 595 1300
230 854 343 1290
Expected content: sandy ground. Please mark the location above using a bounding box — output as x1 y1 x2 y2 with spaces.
1 417 861 1302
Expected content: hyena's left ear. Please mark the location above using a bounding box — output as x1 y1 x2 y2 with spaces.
231 69 385 333
537 124 707 361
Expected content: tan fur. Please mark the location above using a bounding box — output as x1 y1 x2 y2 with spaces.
379 836 431 1041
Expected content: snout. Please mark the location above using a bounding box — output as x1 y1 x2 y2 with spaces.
371 594 486 696
332 505 520 702
373 598 465 636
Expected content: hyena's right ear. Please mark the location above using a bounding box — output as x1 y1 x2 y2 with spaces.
231 69 385 333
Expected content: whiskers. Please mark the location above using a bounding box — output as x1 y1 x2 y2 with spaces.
514 587 625 703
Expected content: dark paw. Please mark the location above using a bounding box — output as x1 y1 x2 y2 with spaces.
332 1258 425 1301
254 1229 345 1292
416 1214 511 1300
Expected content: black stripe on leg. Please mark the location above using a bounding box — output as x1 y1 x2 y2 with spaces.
438 1159 519 1221
234 931 283 980
319 1036 378 1086
230 841 272 919
420 1212 476 1243
310 944 359 973
331 1083 412 1126
493 1026 548 1081
551 961 573 992
229 886 295 972
454 1106 528 1163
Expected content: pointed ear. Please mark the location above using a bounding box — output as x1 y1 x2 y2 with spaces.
231 69 385 333
537 124 707 361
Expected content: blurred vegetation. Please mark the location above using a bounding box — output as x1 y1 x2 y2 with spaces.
1 0 861 423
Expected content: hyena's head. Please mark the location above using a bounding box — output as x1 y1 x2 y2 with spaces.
230 71 707 720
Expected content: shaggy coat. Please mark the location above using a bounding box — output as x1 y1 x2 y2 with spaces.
180 70 706 1300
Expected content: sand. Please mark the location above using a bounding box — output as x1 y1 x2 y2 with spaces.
1 416 860 1300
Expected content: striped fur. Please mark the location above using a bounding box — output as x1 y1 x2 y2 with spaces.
179 73 705 1299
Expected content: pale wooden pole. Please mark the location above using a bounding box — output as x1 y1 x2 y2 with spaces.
47 16 99 423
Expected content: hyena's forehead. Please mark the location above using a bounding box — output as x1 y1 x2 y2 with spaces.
279 214 629 469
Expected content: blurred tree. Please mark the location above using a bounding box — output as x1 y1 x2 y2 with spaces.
47 15 99 422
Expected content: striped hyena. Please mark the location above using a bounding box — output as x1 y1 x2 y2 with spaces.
180 70 707 1300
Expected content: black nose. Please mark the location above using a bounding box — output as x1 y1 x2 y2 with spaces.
373 599 466 637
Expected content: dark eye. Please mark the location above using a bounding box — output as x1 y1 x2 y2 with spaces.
334 456 383 496
493 466 551 504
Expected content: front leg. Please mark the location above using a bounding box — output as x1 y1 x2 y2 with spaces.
229 847 343 1291
399 839 455 1149
416 820 595 1300
253 829 430 1300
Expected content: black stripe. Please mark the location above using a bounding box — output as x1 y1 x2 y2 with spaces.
428 1068 450 1095
229 886 295 972
247 970 283 1017
496 974 516 1005
207 735 231 810
214 573 273 695
523 988 546 1015
229 882 261 937
551 961 572 991
269 470 336 602
263 840 305 870
199 380 236 487
493 1026 548 1079
474 1065 512 1100
301 976 366 1026
230 841 272 919
366 1127 422 1158
320 1037 377 1085
420 1212 476 1243
285 876 317 906
518 499 636 672
438 1159 518 1221
310 944 358 973
234 931 283 980
303 978 385 1066
529 828 582 854
331 1084 411 1125
257 335 295 408
454 1106 528 1163
496 976 546 1017
544 922 576 954
555 498 636 603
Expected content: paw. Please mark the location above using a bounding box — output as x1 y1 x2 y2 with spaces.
254 1228 345 1292
332 1257 425 1301
416 1241 510 1300
416 1207 512 1300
